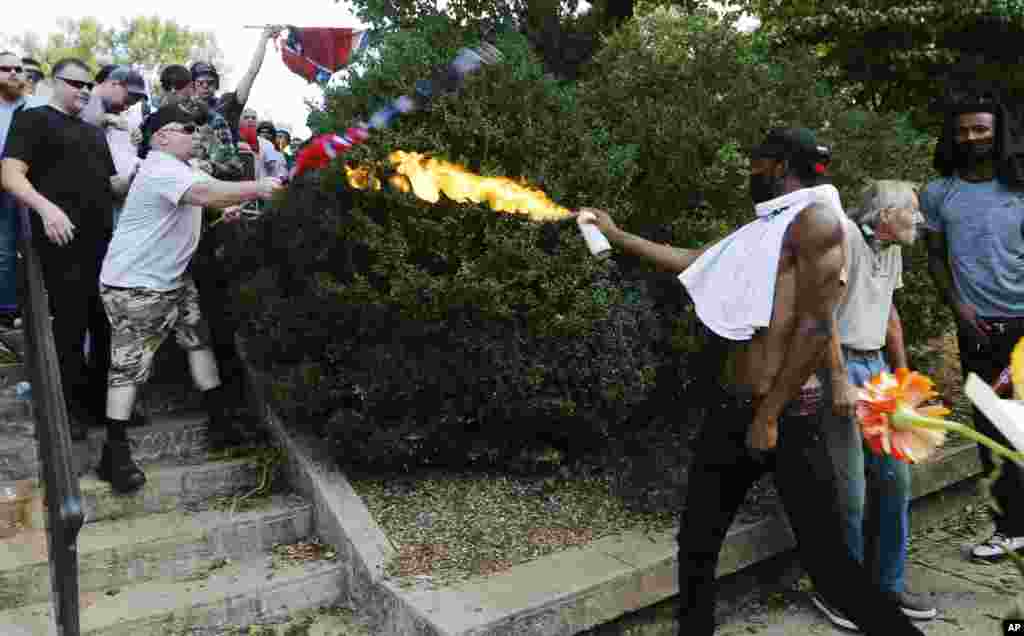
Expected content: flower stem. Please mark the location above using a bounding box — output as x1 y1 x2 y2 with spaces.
894 408 1024 465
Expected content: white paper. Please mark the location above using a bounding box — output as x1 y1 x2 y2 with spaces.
965 372 1024 463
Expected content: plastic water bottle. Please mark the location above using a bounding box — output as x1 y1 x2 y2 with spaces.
994 366 1013 398
14 381 30 401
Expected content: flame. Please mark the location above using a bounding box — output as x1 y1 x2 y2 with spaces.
1012 337 1024 400
344 151 571 222
344 165 381 191
388 174 411 193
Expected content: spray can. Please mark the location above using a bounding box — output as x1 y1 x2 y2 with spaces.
576 211 612 259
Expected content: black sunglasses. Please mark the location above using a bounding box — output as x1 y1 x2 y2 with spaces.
57 76 94 91
0 65 23 75
165 124 198 135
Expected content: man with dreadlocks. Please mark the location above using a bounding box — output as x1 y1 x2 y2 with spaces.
923 81 1024 561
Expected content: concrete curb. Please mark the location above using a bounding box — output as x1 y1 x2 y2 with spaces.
241 354 985 636
244 361 445 636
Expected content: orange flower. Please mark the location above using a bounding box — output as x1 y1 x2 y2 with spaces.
856 368 949 464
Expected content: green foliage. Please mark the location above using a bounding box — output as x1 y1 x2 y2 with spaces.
740 0 1024 129
2 16 224 77
234 6 949 470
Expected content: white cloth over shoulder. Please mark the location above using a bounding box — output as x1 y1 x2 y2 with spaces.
678 184 845 341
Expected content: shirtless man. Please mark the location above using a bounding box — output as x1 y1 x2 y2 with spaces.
579 128 921 635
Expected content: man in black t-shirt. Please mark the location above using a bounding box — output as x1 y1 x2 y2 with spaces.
1 58 138 487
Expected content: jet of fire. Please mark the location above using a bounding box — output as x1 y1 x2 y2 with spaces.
345 151 571 223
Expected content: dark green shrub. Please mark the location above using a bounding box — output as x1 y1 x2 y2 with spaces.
231 7 947 471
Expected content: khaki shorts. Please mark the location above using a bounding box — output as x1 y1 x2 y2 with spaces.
101 278 211 387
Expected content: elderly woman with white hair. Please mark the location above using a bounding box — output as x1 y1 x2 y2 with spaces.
808 179 938 630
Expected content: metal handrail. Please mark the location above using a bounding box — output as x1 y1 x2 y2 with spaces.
16 203 84 636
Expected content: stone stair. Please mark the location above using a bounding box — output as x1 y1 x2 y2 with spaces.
0 331 346 635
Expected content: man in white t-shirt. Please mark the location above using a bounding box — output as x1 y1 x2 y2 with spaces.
809 180 936 630
255 121 286 177
97 103 281 493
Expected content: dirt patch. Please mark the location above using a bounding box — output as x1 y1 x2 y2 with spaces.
351 470 678 587
270 537 338 569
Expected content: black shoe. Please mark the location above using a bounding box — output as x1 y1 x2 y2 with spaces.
206 421 246 450
129 411 150 428
203 385 247 450
884 590 937 620
96 440 147 494
809 591 859 632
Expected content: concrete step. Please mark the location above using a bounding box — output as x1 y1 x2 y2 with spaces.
83 410 217 468
0 553 344 636
0 409 244 483
0 493 312 610
3 457 267 536
77 457 266 525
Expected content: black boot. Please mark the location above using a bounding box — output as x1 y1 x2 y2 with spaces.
202 386 245 450
97 437 146 493
68 414 89 442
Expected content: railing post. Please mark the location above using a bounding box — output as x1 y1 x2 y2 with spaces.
16 203 84 636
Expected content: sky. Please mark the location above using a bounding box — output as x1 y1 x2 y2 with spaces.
8 1 369 139
6 2 755 139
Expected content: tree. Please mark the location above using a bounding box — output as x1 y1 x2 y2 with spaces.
739 0 1024 130
0 16 226 79
340 0 722 81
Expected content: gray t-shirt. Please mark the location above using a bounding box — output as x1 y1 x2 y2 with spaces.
101 150 209 291
921 177 1024 318
836 217 902 351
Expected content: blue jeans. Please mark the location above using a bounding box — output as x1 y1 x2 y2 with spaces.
0 194 19 314
822 350 911 594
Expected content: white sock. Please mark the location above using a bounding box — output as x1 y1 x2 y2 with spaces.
106 385 137 421
188 348 221 392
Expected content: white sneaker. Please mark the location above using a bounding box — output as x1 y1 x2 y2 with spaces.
970 532 1024 560
809 592 860 631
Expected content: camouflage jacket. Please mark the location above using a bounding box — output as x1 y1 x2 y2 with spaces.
197 105 247 181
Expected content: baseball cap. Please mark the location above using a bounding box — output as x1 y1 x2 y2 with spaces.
107 66 148 99
139 101 208 158
147 101 207 132
751 127 831 173
190 61 219 83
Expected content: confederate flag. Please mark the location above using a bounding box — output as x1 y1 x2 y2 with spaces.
280 26 370 83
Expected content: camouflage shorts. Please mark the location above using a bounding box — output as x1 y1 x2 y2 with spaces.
100 278 211 387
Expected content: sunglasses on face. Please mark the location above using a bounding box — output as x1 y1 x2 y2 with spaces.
194 79 216 88
163 124 199 135
0 65 23 75
57 76 94 91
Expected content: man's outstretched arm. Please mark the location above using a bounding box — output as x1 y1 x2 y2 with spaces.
576 207 715 274
748 203 845 448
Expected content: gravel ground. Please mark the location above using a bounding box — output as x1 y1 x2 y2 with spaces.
350 469 681 587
